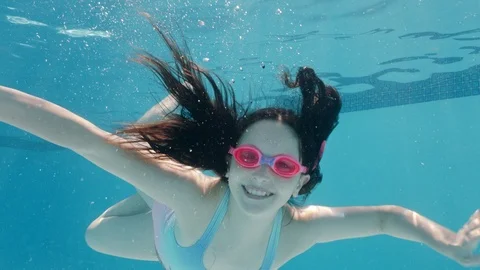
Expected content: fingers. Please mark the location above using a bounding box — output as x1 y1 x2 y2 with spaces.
471 209 480 223
463 209 480 232
469 228 480 239
471 209 480 225
466 227 480 250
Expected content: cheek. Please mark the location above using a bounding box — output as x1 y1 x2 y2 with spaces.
274 178 299 194
228 164 250 182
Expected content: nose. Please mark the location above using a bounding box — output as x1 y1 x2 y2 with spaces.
257 162 270 172
252 175 270 186
252 166 272 183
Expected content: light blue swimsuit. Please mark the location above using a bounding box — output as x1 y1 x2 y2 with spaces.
152 188 284 270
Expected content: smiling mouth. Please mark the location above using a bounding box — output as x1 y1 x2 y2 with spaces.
242 185 274 199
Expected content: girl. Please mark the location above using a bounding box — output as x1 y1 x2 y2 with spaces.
1 20 479 269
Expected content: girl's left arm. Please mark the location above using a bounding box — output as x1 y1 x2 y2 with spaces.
301 205 479 267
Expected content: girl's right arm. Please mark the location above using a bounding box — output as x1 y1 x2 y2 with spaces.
0 85 212 211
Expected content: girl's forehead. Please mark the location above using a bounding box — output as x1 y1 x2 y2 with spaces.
239 121 300 156
241 120 297 138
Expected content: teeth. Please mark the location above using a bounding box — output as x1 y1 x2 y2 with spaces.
245 186 271 197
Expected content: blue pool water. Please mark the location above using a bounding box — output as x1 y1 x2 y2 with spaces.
1 0 479 269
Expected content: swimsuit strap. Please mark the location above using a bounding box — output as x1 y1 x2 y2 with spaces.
259 209 284 270
195 188 230 249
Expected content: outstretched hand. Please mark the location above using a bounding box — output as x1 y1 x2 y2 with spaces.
452 210 480 267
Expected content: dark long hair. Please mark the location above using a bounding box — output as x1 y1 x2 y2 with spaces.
118 18 342 202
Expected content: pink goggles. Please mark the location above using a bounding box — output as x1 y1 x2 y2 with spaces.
228 145 308 178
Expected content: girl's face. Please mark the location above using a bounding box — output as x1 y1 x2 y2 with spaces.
227 120 310 216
